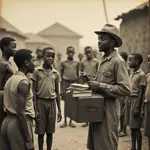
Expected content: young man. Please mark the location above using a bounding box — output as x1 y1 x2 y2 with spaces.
35 47 43 67
60 46 80 128
118 52 129 137
1 49 35 150
143 55 150 150
87 24 131 150
0 37 16 133
80 46 99 127
128 53 146 150
32 47 62 150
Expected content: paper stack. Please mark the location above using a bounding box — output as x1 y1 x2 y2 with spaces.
69 83 92 97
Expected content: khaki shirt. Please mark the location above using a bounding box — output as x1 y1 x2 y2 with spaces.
32 66 61 99
130 68 146 96
61 60 79 81
96 50 131 97
80 58 99 78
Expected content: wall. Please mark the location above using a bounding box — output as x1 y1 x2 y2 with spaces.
119 10 149 72
41 35 80 61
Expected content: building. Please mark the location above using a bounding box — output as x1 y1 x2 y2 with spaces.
0 16 26 71
38 22 83 60
115 1 149 72
25 33 56 54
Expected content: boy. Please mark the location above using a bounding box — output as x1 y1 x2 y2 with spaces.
143 55 150 150
35 47 43 67
118 52 129 137
80 46 99 127
32 47 62 150
78 53 84 62
55 52 62 73
60 46 80 128
128 53 146 150
0 37 16 133
1 49 35 150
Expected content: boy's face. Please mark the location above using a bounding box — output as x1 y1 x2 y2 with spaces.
85 48 93 60
36 49 43 58
43 49 55 65
128 55 137 68
148 55 150 69
67 48 75 59
5 41 16 57
98 33 114 52
27 53 36 73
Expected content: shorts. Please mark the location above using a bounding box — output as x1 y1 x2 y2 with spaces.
0 115 33 150
35 98 56 134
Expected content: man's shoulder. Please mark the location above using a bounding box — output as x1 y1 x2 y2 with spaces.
112 54 125 64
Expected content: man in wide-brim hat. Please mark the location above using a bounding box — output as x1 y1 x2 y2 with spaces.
87 24 131 150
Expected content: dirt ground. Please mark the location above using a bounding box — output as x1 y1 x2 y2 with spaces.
34 101 149 150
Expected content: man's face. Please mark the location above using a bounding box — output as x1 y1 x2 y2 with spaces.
67 48 75 59
98 33 113 52
6 41 16 56
148 55 150 69
43 49 55 65
85 48 93 60
28 53 36 73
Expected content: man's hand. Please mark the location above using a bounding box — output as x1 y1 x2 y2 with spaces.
88 81 100 89
140 110 144 118
57 111 62 123
35 111 40 123
133 107 140 117
26 141 34 150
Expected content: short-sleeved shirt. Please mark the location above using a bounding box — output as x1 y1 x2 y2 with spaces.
32 66 61 99
130 68 146 96
81 58 99 78
61 60 79 81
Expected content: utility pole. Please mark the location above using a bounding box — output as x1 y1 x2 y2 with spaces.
102 0 109 24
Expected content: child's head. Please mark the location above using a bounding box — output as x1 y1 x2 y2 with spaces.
36 47 43 58
78 53 84 61
84 46 93 60
57 52 62 60
93 50 98 58
66 46 75 60
43 47 55 66
128 53 143 69
120 52 128 62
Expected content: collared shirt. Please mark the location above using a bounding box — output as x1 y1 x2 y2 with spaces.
96 50 131 98
32 65 61 99
61 60 79 81
130 68 146 96
80 58 99 78
4 71 35 118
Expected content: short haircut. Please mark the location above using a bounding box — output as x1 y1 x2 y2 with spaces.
131 53 143 65
120 52 128 62
84 46 92 52
14 49 33 68
0 37 15 52
36 47 43 53
66 46 75 52
43 47 55 55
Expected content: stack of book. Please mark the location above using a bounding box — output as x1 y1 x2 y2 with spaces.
69 83 92 97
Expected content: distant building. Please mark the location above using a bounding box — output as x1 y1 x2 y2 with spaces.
25 33 56 54
38 22 83 59
0 16 26 71
115 2 149 72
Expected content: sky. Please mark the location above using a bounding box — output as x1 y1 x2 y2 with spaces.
1 0 146 47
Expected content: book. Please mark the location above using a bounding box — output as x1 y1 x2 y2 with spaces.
72 92 92 97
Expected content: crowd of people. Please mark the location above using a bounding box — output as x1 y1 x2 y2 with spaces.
0 23 149 150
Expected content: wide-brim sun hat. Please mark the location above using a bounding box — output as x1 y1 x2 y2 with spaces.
95 24 122 47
